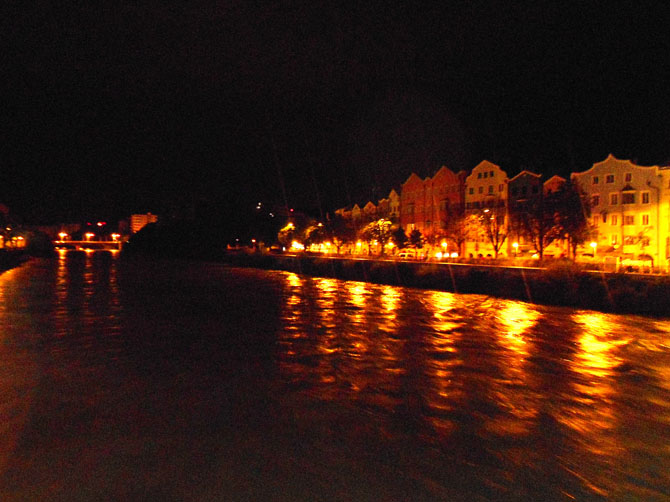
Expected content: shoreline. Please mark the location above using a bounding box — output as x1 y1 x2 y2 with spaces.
224 252 670 317
0 250 29 276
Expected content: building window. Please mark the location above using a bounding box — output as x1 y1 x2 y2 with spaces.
625 172 632 182
490 171 494 177
642 214 649 225
469 187 474 195
624 215 635 225
488 185 494 194
622 192 635 204
602 213 607 223
606 174 614 183
478 186 483 194
532 186 539 194
593 176 599 184
612 234 618 245
592 194 600 207
642 192 650 204
478 173 482 179
610 193 618 205
611 215 618 226
499 184 504 192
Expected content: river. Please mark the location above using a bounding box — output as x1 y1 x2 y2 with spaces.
1 250 669 501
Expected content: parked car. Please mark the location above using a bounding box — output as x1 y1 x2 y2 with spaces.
397 248 417 259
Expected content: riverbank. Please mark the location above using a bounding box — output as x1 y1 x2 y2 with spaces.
0 249 29 275
225 252 670 317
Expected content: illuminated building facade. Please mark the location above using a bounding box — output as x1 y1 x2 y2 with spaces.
572 155 670 267
130 213 158 233
400 166 464 239
464 160 509 256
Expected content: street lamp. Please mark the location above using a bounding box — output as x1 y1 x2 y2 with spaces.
590 241 597 257
58 232 68 241
513 241 519 257
85 232 95 241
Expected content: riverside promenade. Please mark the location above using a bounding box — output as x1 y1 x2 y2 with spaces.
224 252 670 317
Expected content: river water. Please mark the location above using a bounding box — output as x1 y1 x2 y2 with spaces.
1 251 669 501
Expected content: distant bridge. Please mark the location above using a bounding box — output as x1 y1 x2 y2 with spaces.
54 240 123 251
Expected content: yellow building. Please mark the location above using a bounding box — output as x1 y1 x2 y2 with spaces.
464 160 509 257
572 155 669 269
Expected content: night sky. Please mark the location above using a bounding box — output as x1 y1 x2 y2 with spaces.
3 2 670 229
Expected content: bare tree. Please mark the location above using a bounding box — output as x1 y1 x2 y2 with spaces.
477 201 508 258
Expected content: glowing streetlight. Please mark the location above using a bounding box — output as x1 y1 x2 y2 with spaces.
58 232 68 240
111 233 120 241
85 232 95 241
513 241 519 256
590 241 597 257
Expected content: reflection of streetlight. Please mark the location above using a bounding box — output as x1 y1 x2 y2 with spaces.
513 241 519 256
590 241 597 257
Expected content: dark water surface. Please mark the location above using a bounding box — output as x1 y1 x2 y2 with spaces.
1 251 670 501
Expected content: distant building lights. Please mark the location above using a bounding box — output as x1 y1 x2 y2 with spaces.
58 232 68 240
450 252 459 258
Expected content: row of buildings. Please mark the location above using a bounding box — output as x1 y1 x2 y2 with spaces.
335 155 670 268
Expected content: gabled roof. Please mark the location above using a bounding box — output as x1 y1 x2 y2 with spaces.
508 170 541 182
543 175 566 185
571 154 660 178
466 160 507 181
401 172 424 187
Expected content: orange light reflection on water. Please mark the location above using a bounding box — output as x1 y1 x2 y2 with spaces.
488 301 541 436
562 311 625 464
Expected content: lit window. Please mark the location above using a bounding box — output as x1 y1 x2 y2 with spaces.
490 171 494 177
606 174 614 183
642 192 650 204
642 214 649 225
610 193 618 205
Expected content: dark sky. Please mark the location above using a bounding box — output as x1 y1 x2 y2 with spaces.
3 2 670 226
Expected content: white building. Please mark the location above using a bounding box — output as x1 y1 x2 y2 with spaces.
572 154 669 268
